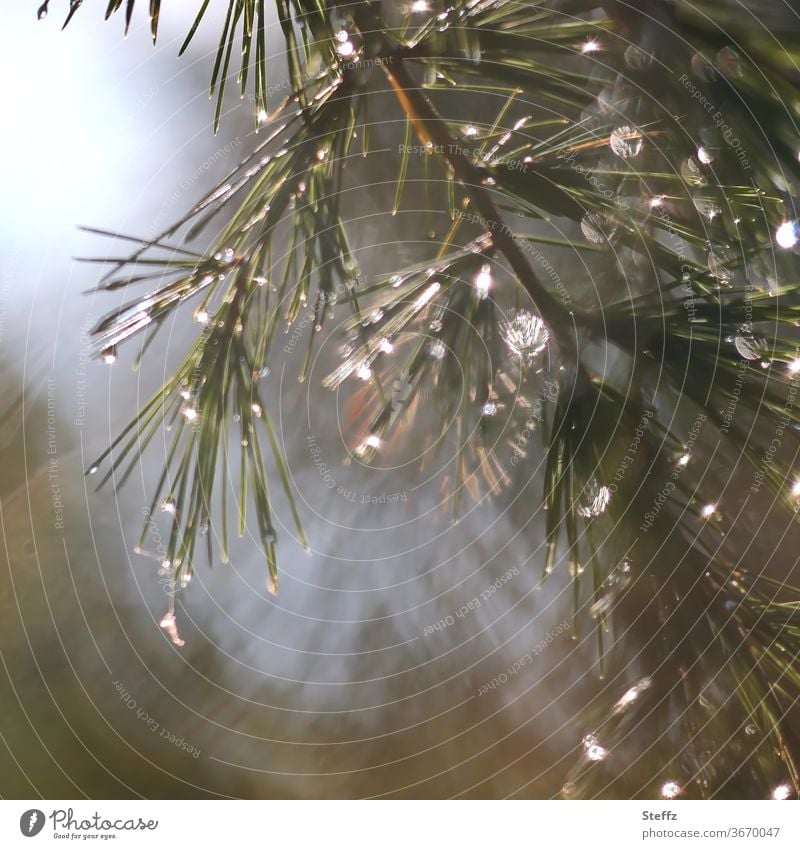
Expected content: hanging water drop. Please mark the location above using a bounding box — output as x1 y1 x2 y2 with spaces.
580 212 607 244
474 263 492 299
577 479 611 518
733 324 766 361
101 346 117 365
776 221 799 249
502 311 549 365
624 45 652 70
428 340 447 360
610 125 643 158
661 781 681 799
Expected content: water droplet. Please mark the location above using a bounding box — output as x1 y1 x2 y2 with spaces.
482 401 497 417
776 221 799 249
335 31 356 58
707 248 732 284
693 193 721 221
37 2 49 20
681 157 705 186
691 52 718 82
700 502 719 520
181 405 198 422
716 45 743 78
263 528 277 544
159 611 185 647
661 780 681 799
772 783 792 800
86 464 99 476
624 45 652 69
161 497 176 515
101 346 117 365
580 212 608 244
613 677 651 713
502 310 549 365
193 308 210 325
745 723 758 736
697 146 714 165
733 324 766 360
583 734 608 761
474 263 492 298
610 125 643 158
428 340 447 360
251 403 263 418
577 479 611 518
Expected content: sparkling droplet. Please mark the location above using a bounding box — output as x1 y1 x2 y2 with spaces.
661 780 681 799
474 263 492 298
464 125 478 137
581 39 601 55
411 0 429 11
693 193 721 221
194 308 211 325
772 783 792 801
776 221 799 249
583 734 608 762
613 677 651 714
610 125 643 158
101 346 117 365
502 311 549 365
697 146 714 165
577 479 611 518
365 434 381 450
700 503 718 520
734 324 766 361
580 212 608 244
266 574 279 595
745 723 758 736
335 31 356 58
681 157 705 186
482 401 497 417
251 403 263 418
181 405 198 422
428 340 447 360
37 2 49 20
87 464 99 476
355 362 372 381
429 318 443 333
263 528 277 544
161 497 176 515
707 248 732 284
